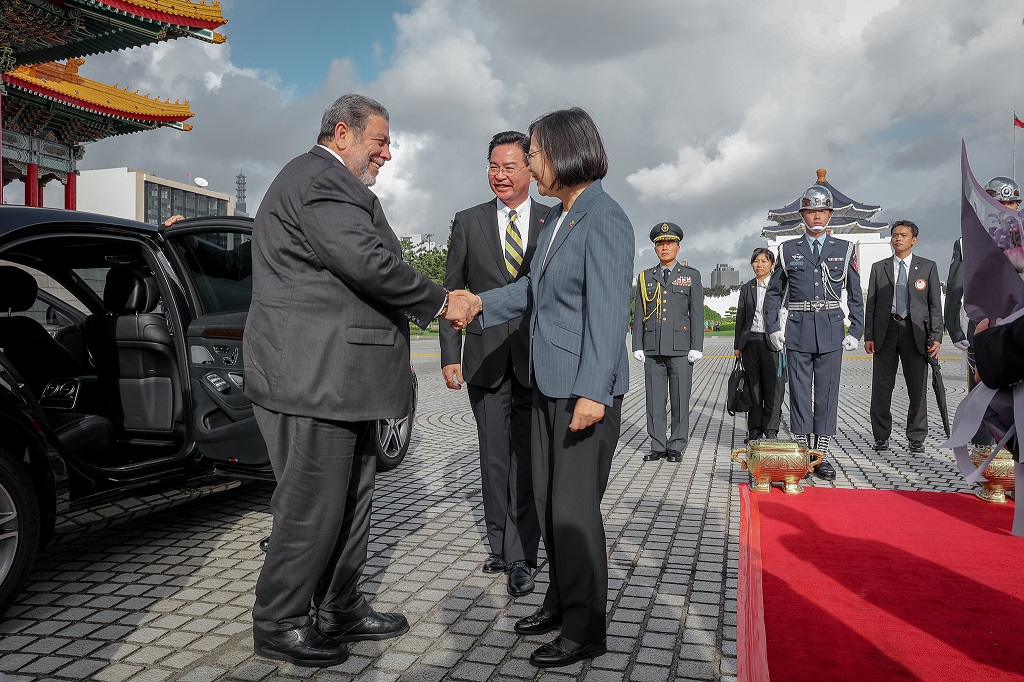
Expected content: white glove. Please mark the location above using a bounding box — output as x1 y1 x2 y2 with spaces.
954 340 970 351
632 350 646 362
687 350 703 363
842 334 858 352
769 331 785 352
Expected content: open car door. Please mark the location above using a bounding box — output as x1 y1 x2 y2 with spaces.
161 218 271 479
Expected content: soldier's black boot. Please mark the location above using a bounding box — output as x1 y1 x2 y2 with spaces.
813 435 836 481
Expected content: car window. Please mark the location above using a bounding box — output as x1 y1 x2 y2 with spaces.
0 261 89 328
170 231 253 314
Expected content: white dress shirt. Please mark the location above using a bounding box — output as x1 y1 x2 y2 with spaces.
497 198 531 246
543 210 570 266
750 276 771 333
891 254 912 314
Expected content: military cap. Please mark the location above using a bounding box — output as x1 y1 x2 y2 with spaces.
650 222 683 243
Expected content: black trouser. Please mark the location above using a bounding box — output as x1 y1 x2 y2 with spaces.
741 333 782 434
870 316 929 443
252 405 375 634
966 347 994 445
467 365 540 566
532 389 622 645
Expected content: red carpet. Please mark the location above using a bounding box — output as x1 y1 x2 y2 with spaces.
738 486 1024 682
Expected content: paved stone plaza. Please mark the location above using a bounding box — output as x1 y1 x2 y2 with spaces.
0 338 979 682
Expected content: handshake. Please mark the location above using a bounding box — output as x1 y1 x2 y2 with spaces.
442 289 483 330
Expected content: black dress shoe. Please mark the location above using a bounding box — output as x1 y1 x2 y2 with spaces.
665 450 682 463
529 636 606 668
872 439 890 451
763 430 778 439
748 430 763 443
482 554 507 573
909 440 925 453
253 624 348 667
319 611 409 642
506 561 535 597
814 459 837 481
514 609 562 635
259 536 270 552
643 451 665 461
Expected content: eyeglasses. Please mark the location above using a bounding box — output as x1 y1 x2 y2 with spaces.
487 165 527 176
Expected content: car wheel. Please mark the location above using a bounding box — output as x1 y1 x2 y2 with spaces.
0 453 40 616
374 372 417 472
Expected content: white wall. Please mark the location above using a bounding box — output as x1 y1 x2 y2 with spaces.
77 167 139 220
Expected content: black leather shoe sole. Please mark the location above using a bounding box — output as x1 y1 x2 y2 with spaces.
642 452 665 461
320 613 410 642
514 610 562 635
529 637 607 668
254 641 348 668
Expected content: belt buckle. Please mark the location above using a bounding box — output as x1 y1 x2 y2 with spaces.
811 300 825 312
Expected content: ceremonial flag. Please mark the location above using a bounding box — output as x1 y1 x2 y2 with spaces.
942 142 1024 535
1015 113 1024 128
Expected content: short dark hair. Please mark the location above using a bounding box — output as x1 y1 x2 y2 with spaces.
487 131 529 163
751 247 776 265
891 220 919 238
317 94 389 145
527 107 608 190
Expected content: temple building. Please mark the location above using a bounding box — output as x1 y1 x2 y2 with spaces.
1 0 228 209
761 169 892 289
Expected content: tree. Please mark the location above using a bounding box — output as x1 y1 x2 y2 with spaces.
724 306 738 322
401 238 448 285
703 284 732 298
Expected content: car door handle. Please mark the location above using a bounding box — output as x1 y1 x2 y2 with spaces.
227 372 244 389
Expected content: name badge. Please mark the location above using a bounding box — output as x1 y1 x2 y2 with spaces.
826 257 845 262
914 278 926 290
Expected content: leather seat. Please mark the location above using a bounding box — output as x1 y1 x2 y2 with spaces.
44 411 114 463
86 266 181 439
0 266 85 397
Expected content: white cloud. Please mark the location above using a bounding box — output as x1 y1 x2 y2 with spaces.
16 0 1024 278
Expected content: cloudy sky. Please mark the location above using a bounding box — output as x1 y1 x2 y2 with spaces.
11 0 1024 277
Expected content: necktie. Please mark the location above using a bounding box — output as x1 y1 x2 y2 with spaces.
663 267 672 286
812 239 820 261
895 260 908 317
504 210 524 278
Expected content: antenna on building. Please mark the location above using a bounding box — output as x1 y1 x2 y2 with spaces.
193 177 209 188
236 170 247 215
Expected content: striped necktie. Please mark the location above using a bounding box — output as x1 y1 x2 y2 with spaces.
504 209 524 278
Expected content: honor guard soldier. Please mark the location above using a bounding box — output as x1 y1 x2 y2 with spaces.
944 176 1021 447
763 185 864 480
631 222 704 463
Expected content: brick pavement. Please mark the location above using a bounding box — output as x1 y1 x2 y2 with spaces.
0 338 980 681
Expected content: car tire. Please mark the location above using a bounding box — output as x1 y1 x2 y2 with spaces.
0 453 40 617
374 372 417 472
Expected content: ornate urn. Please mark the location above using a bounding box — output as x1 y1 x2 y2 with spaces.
732 438 823 494
970 445 1016 504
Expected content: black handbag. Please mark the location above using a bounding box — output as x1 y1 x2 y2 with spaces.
727 358 752 416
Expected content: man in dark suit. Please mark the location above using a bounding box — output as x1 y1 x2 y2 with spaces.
864 220 943 453
440 131 547 597
631 223 704 462
243 94 470 667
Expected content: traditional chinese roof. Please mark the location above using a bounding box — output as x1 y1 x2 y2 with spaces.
2 0 227 68
4 60 193 128
762 168 886 236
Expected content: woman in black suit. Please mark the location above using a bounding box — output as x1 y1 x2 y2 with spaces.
734 248 782 441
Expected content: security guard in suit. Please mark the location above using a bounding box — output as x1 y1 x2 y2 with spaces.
631 222 704 462
944 176 1021 446
763 186 864 480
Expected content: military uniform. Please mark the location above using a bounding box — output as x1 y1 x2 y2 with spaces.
763 234 863 444
632 223 704 459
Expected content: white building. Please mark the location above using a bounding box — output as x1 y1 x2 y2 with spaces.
76 167 234 225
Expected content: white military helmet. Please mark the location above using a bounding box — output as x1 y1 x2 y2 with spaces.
799 185 834 212
985 176 1021 204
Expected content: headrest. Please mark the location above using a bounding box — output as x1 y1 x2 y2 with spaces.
104 266 159 314
0 266 39 313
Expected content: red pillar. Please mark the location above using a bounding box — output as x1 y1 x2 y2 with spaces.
65 173 76 210
38 178 46 207
26 163 39 207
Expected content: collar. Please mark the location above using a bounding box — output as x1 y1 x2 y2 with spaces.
804 232 826 248
756 276 771 288
316 144 346 167
892 253 912 267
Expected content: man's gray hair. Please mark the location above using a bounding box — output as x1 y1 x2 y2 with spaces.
317 94 389 144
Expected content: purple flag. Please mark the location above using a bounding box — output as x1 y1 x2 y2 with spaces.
959 141 1024 322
